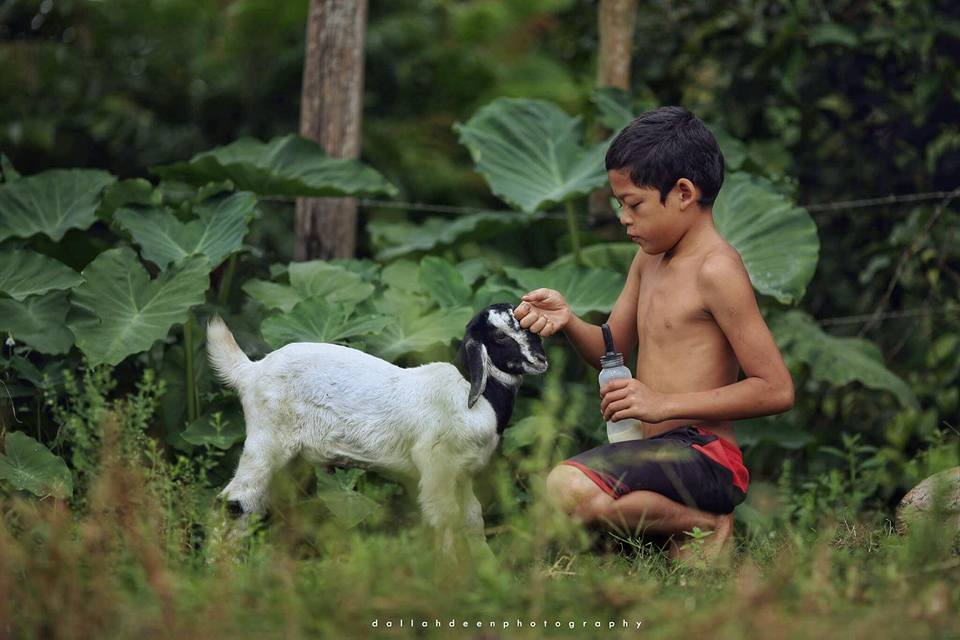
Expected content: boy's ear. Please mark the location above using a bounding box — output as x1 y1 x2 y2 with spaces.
675 178 698 210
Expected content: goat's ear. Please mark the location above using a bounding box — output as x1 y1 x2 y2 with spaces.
463 338 488 408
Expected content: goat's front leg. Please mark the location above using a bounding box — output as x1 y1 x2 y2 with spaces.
459 477 497 564
219 433 296 516
459 477 486 544
412 445 465 556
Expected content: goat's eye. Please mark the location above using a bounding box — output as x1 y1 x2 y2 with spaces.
495 334 510 343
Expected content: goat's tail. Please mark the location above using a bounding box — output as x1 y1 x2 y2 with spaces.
206 315 253 390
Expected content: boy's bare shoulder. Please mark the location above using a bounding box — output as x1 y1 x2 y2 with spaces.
696 241 750 288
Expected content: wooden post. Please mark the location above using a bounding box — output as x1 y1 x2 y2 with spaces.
295 0 368 260
590 0 637 223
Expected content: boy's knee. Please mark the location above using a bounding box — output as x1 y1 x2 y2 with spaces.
545 464 608 518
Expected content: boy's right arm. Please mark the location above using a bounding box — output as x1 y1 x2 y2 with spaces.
514 249 645 370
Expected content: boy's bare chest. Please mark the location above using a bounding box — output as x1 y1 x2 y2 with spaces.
636 262 710 342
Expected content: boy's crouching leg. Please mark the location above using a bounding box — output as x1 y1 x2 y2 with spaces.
545 464 615 523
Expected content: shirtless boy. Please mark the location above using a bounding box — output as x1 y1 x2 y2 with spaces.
513 106 795 559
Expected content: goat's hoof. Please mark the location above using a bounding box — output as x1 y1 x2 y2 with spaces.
226 500 245 517
215 497 245 518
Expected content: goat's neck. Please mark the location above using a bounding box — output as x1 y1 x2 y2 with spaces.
483 364 520 434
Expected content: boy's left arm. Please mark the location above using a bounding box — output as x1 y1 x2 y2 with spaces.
602 253 795 424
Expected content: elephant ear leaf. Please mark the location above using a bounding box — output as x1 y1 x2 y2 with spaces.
713 172 819 305
503 265 623 316
67 247 209 367
419 257 472 309
454 98 609 212
0 169 116 242
0 431 73 498
0 250 82 301
151 135 397 198
115 192 258 270
771 310 918 409
0 291 75 354
1 154 20 182
260 297 390 349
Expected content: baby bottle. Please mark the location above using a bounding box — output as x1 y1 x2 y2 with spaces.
598 323 644 443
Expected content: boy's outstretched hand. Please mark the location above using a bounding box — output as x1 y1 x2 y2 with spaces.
513 288 571 337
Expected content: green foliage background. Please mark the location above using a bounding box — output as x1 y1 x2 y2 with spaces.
0 1 958 636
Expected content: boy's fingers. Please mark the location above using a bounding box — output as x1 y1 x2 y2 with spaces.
599 379 628 395
519 312 539 329
513 302 529 319
522 288 550 301
530 316 547 333
600 388 627 411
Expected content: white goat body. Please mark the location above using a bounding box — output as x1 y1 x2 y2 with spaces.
206 306 545 554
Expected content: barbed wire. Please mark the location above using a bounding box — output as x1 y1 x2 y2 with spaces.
803 189 960 213
818 306 959 326
348 187 960 219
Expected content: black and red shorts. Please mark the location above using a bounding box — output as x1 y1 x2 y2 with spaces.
560 425 749 514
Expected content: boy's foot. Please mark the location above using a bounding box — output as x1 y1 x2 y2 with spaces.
667 513 734 567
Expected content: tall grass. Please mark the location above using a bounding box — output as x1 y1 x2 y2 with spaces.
1 360 957 639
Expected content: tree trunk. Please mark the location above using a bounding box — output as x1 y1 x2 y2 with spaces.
590 0 637 223
295 0 368 261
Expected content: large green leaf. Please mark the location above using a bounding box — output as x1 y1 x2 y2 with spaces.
0 431 73 498
151 135 397 197
97 178 161 220
591 87 635 132
548 242 638 274
503 265 624 316
115 192 258 270
713 172 819 305
365 305 474 362
288 261 374 308
0 250 82 301
260 297 391 349
0 291 75 354
0 169 116 242
243 260 374 313
454 98 609 212
771 310 918 409
67 248 210 366
367 210 544 261
315 468 383 528
241 280 305 314
419 256 472 308
1 154 20 182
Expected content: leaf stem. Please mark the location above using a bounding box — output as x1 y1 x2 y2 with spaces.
217 254 238 308
184 313 197 423
564 200 582 266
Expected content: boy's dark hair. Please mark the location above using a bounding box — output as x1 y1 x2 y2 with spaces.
605 106 725 206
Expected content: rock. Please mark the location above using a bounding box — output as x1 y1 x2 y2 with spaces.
896 466 960 533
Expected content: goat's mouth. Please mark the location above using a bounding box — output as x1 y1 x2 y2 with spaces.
524 357 548 375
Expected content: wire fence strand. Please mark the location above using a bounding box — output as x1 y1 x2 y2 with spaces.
349 188 960 218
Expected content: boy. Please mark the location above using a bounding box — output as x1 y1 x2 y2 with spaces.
513 106 794 560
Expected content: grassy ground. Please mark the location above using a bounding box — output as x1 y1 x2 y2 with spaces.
2 417 958 640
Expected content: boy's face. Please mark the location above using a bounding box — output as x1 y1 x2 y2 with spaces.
607 168 691 255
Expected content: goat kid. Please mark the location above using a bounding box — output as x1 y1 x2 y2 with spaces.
206 303 548 555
